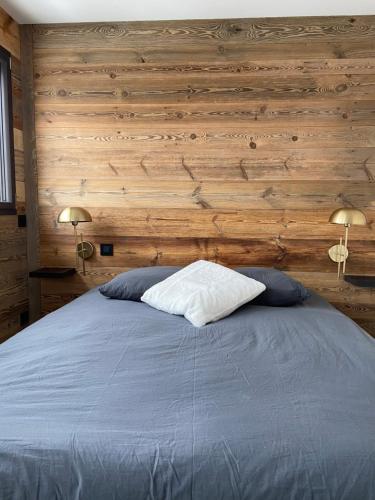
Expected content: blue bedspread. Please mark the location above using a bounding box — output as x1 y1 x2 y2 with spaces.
0 289 374 499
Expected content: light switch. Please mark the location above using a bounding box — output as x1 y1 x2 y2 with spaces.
100 243 113 256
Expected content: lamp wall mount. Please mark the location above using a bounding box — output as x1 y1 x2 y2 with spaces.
328 208 367 279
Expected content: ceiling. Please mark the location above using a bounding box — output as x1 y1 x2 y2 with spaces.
1 0 375 24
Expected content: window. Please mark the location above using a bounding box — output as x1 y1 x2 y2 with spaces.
0 46 15 215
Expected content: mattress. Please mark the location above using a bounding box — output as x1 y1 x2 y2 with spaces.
0 288 374 499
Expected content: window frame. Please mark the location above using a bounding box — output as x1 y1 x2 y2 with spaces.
0 45 16 216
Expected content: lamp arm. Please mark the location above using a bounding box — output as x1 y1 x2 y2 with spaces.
343 224 350 274
81 232 86 275
72 222 79 269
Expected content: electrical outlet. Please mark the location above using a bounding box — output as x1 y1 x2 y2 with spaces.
18 214 27 227
20 310 29 327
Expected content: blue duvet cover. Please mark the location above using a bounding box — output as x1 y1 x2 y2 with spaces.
0 288 374 499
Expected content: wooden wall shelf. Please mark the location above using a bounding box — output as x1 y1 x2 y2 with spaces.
29 267 76 278
344 275 375 288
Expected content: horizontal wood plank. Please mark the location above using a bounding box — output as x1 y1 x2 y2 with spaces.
34 101 375 128
36 148 375 181
39 235 375 273
37 179 375 210
33 58 375 77
33 40 375 65
35 126 375 152
33 17 375 49
39 207 374 240
34 74 375 104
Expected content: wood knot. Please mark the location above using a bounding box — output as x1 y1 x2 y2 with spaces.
57 89 67 96
228 25 242 34
342 112 348 119
122 90 129 97
176 112 184 119
110 73 117 79
217 45 225 54
336 83 348 93
190 133 197 140
249 141 257 149
100 24 126 38
334 49 344 59
34 72 41 79
292 135 298 142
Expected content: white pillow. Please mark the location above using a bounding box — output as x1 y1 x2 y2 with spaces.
141 260 266 327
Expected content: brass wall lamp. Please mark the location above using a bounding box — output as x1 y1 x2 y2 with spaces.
328 208 367 278
57 207 94 275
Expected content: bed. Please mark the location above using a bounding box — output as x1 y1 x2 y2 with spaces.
0 286 374 499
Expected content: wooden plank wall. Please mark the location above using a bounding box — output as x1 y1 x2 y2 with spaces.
0 8 28 342
33 17 375 334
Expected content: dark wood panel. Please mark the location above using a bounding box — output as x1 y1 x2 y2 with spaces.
0 284 28 320
12 67 23 130
40 269 375 303
0 316 23 343
355 320 375 337
21 25 41 323
0 9 27 342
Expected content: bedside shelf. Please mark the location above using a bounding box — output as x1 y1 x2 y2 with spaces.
29 267 76 278
344 275 375 288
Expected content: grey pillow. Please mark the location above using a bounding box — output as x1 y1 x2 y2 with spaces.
235 267 309 306
99 266 181 301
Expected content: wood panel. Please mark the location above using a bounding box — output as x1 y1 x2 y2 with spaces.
0 7 20 59
36 149 375 181
21 25 41 323
33 76 375 105
33 16 375 335
35 102 375 127
38 207 374 240
37 179 375 210
33 17 375 48
35 126 375 153
32 40 375 65
39 235 375 273
0 8 27 342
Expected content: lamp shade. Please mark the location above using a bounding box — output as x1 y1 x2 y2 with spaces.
57 207 92 224
329 208 367 226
